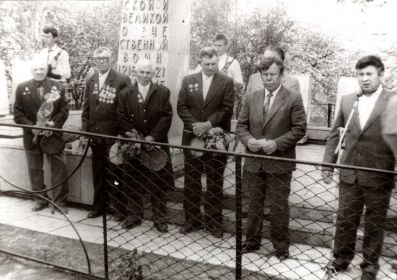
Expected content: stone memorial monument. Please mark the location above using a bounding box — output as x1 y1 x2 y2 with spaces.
117 0 192 139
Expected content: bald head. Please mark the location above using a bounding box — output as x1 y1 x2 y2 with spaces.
136 59 154 86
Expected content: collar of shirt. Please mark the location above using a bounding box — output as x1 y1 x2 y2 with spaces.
264 84 281 107
357 85 382 128
202 71 214 100
361 85 382 100
98 69 110 89
138 82 151 101
47 44 59 52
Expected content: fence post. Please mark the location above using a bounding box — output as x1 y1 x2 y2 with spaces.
103 198 109 279
235 154 242 280
327 103 333 127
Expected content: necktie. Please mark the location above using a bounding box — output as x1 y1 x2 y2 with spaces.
36 81 44 99
263 92 273 121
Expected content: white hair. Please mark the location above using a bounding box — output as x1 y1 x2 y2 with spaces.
30 56 48 70
93 47 112 58
135 58 154 72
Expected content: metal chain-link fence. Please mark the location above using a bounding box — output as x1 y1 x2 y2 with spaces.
0 124 395 280
103 136 397 280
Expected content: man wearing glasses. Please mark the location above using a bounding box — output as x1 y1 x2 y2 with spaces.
81 47 131 219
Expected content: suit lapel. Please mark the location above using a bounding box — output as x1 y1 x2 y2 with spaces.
144 82 156 106
28 80 42 110
192 73 204 106
360 90 388 134
263 86 288 128
254 89 265 127
203 73 219 107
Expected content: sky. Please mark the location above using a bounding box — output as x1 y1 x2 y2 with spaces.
235 0 397 52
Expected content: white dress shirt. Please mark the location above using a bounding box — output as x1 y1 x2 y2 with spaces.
98 69 110 90
264 84 281 109
202 72 214 101
218 53 243 85
39 44 71 80
138 82 151 101
357 85 382 129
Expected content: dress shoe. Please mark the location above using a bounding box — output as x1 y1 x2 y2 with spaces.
331 258 349 272
32 202 48 212
241 243 260 254
154 223 168 233
113 215 124 223
87 211 102 219
121 220 142 230
360 262 378 280
275 250 290 261
179 223 204 234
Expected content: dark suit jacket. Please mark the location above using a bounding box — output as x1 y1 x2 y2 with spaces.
236 85 307 174
117 81 174 189
117 82 172 143
14 78 69 150
177 71 234 146
323 90 395 187
81 69 131 137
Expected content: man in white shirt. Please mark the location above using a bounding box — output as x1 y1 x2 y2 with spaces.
322 56 395 280
39 27 71 82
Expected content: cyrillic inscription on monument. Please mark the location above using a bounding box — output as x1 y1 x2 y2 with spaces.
117 0 169 85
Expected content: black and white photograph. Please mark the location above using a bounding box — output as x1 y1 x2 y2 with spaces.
0 0 396 279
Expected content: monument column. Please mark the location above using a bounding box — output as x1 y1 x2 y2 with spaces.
117 0 192 139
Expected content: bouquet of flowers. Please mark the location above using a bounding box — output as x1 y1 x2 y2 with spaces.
33 86 62 144
204 127 234 151
122 129 143 158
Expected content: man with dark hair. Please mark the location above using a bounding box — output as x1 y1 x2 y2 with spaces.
246 45 300 95
82 47 131 219
178 46 234 238
196 33 243 100
236 56 306 259
322 55 395 280
14 57 69 213
39 26 71 82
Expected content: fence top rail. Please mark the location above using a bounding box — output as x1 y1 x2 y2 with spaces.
1 122 396 176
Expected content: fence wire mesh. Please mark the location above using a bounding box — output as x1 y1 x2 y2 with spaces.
0 124 395 280
103 136 397 280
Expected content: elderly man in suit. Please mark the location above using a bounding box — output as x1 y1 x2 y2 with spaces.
14 57 69 213
117 59 173 233
177 46 234 238
322 56 395 280
236 56 306 259
82 47 131 218
246 45 300 95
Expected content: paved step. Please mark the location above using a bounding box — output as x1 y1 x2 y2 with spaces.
0 196 396 280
